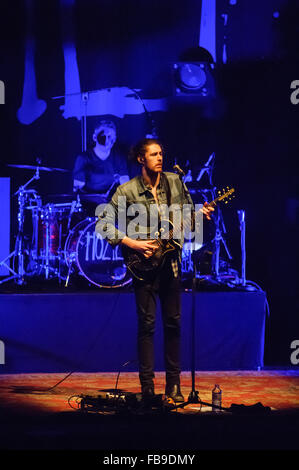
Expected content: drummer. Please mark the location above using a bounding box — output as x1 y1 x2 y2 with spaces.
73 120 129 194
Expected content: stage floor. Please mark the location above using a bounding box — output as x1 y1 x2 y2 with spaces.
0 370 298 452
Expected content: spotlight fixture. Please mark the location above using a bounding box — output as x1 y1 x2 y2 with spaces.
173 62 215 98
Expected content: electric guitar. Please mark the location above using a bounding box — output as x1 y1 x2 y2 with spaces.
122 187 235 281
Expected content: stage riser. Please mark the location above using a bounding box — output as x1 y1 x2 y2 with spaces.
0 291 266 373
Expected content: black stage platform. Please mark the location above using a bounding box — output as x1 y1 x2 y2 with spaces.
0 290 266 373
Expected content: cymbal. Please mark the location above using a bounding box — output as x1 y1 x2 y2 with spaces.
46 193 108 202
46 193 76 197
79 193 108 200
7 164 69 173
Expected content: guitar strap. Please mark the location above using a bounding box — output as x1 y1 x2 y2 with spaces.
162 172 172 207
162 173 182 271
163 171 195 237
161 172 175 228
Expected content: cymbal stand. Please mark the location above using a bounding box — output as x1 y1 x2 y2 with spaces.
65 257 75 288
37 203 52 280
211 200 233 280
199 154 232 280
237 210 246 286
0 168 40 285
57 214 63 285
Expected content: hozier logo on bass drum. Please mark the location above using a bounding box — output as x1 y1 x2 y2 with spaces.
65 218 131 288
84 230 123 262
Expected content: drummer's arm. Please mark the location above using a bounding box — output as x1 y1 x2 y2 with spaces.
73 179 85 191
73 155 87 192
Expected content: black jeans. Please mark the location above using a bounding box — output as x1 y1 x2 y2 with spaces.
133 258 181 389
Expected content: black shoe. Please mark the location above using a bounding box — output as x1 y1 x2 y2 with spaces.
165 384 184 402
141 385 155 398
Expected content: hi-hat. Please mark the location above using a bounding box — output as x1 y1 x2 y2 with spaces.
7 164 69 173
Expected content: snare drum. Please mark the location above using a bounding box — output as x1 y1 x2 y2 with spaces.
64 217 132 288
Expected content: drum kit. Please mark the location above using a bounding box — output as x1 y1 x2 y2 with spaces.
0 163 132 288
0 154 239 289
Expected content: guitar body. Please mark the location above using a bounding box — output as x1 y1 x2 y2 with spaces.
122 227 180 281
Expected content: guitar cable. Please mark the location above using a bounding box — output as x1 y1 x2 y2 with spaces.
45 292 122 392
12 292 122 393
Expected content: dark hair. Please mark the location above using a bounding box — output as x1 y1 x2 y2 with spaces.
94 120 116 133
129 138 163 163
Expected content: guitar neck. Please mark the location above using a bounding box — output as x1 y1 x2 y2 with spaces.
207 188 235 208
161 187 235 240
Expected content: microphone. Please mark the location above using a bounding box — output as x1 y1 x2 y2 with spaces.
173 164 185 177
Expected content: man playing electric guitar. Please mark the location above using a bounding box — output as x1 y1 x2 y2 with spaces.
96 138 214 402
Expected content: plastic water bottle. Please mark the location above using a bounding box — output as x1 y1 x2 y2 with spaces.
212 384 222 413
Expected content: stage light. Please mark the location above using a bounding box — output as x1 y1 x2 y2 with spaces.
173 62 215 98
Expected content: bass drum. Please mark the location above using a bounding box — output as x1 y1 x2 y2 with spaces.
64 217 132 288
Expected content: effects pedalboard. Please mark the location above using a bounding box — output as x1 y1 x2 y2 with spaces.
78 389 177 414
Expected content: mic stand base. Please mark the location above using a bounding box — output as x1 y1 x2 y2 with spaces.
188 390 200 403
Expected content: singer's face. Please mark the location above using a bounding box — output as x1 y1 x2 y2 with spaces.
141 144 163 173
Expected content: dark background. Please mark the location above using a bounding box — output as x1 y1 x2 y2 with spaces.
0 0 298 366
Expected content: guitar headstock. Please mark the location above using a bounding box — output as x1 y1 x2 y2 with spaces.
217 186 235 204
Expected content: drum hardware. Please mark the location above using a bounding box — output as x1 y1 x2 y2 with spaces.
210 189 233 280
196 152 215 183
103 174 122 200
0 167 42 285
237 210 246 287
179 154 233 281
0 163 84 285
199 155 233 279
64 257 74 288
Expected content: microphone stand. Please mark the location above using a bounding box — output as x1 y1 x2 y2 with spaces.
174 166 200 403
188 255 200 403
